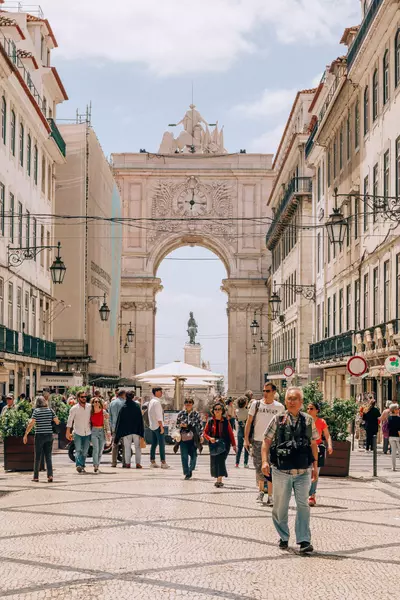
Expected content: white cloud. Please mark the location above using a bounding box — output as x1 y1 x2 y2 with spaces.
249 123 285 154
39 0 359 76
232 88 296 118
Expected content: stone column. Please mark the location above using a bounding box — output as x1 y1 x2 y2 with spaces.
184 343 202 368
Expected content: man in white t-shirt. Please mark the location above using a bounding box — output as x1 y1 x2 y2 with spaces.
148 387 170 469
245 382 284 505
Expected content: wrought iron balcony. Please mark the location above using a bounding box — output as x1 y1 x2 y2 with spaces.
347 0 384 70
268 358 297 376
305 121 318 158
0 325 56 361
47 118 66 157
309 331 354 363
266 177 312 250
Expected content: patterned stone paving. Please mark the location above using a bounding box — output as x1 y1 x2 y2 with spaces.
0 450 399 599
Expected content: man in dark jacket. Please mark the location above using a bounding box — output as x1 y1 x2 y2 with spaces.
115 391 145 468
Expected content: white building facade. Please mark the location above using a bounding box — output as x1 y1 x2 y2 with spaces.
306 0 400 407
0 6 67 396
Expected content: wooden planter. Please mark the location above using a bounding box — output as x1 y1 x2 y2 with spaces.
320 440 351 477
4 436 35 472
58 423 68 449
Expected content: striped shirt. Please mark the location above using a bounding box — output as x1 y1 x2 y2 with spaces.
32 407 56 435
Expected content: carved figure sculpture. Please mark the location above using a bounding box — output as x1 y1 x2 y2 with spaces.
187 312 198 345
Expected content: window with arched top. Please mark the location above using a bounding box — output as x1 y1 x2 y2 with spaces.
383 50 389 105
372 69 378 121
395 29 400 87
364 86 369 134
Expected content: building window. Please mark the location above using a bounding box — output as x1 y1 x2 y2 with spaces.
396 137 400 198
355 100 360 148
9 192 14 243
395 29 400 87
373 163 379 223
346 111 351 160
327 149 331 188
397 253 400 321
384 150 390 206
327 297 331 338
317 233 321 274
48 164 52 201
41 155 46 195
33 144 38 185
384 260 390 323
16 287 22 332
8 283 13 330
373 267 379 324
27 134 31 175
355 196 359 239
42 97 47 117
317 166 321 202
354 279 360 330
372 69 378 121
339 125 343 170
40 225 45 267
19 121 24 166
333 137 337 179
10 110 16 155
18 201 22 246
333 294 337 336
364 87 369 135
1 96 5 144
383 50 389 105
363 175 369 231
0 182 4 236
0 278 3 325
32 217 37 260
339 289 343 334
24 291 29 334
346 204 350 248
31 297 36 337
363 273 369 328
26 210 30 250
346 284 351 331
317 304 321 342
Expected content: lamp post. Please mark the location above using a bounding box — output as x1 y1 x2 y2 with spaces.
325 188 347 247
119 318 135 377
88 293 111 322
8 241 67 284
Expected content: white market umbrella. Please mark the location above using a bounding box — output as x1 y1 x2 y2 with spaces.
135 361 222 381
138 376 214 387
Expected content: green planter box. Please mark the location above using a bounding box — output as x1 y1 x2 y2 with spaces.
4 436 35 472
320 440 351 477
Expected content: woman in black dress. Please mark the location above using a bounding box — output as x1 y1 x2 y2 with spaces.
204 402 236 487
363 399 381 451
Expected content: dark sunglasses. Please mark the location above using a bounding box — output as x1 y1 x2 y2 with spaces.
184 401 193 405
214 407 223 411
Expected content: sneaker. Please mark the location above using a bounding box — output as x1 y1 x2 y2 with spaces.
235 464 239 468
136 464 142 469
266 496 273 506
279 539 289 550
150 462 160 468
161 463 170 469
76 466 83 473
244 464 249 469
122 464 131 469
299 541 314 554
184 474 191 480
308 495 316 507
256 492 264 504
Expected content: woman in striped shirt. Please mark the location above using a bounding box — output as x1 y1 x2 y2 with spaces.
24 396 59 482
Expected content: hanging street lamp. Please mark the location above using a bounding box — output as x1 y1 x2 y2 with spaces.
126 323 134 343
252 343 257 355
99 293 111 322
49 242 67 285
250 312 260 336
269 281 281 320
326 188 347 247
123 341 129 354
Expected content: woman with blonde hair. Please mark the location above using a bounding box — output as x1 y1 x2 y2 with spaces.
90 397 110 473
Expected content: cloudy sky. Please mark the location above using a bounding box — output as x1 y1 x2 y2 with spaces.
39 0 361 384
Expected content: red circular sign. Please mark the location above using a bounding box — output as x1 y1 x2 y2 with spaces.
347 355 367 377
283 366 295 378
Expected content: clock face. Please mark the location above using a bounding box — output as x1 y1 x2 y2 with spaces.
176 189 208 216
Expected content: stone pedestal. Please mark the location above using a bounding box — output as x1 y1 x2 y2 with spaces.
184 343 202 368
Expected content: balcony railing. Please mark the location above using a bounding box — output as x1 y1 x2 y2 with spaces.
355 319 398 352
269 358 297 376
305 121 318 158
309 331 354 363
347 0 384 70
0 325 56 361
266 177 312 248
48 118 66 157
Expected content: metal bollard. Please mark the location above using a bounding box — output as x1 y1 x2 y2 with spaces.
373 434 378 477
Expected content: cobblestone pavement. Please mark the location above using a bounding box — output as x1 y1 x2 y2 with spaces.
0 450 400 599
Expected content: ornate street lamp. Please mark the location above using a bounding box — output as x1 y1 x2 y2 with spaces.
269 281 281 320
126 323 134 343
326 188 347 247
250 312 260 336
252 343 257 355
259 334 266 348
49 242 66 284
99 293 111 322
123 341 129 354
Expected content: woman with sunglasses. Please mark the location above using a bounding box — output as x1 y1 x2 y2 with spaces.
90 397 110 473
204 402 236 487
306 402 333 506
176 399 203 479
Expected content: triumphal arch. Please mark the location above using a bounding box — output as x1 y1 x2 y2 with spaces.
112 106 274 395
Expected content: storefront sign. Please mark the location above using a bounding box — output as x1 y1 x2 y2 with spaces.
347 355 368 377
40 374 83 387
384 355 400 375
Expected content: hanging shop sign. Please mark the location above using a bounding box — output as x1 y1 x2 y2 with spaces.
384 355 400 375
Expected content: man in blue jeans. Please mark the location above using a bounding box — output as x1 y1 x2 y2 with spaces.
66 392 92 473
261 387 319 554
148 387 170 469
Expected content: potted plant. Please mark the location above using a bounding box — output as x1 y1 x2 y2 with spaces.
50 395 71 449
0 402 34 471
302 381 357 477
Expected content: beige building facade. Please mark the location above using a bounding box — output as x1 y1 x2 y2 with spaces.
53 121 122 384
0 6 67 396
112 107 274 396
306 0 400 406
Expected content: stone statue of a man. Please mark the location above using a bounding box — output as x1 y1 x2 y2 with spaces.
187 312 198 345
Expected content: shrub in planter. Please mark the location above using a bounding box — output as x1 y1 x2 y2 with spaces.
0 407 34 471
50 394 71 449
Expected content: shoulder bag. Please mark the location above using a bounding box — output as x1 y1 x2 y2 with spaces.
249 401 260 444
209 438 226 456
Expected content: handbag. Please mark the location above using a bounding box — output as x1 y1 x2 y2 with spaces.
140 437 147 449
209 438 226 456
317 443 326 467
181 430 194 442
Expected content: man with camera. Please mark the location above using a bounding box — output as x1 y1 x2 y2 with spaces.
261 387 319 554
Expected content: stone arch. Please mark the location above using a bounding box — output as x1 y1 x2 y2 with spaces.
148 232 235 278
